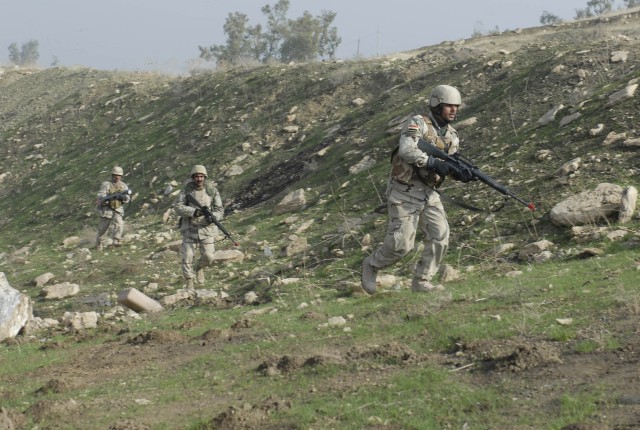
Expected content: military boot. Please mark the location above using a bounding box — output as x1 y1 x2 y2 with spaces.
196 268 205 285
361 258 378 295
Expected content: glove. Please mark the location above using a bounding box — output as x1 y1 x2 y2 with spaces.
426 157 451 177
450 165 474 183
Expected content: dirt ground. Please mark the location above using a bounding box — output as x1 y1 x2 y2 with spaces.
2 308 639 429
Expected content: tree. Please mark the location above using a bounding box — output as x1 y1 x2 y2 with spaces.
199 12 258 66
8 39 39 66
261 0 290 62
574 0 613 19
623 0 640 7
199 0 341 66
540 11 563 25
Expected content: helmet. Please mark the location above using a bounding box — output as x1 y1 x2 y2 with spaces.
429 85 462 107
111 166 124 175
190 165 208 177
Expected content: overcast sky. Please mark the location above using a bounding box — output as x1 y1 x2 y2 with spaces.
0 0 607 75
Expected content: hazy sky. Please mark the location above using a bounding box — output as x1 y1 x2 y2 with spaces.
1 0 602 74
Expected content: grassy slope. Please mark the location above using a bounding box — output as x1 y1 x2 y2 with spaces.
1 9 640 429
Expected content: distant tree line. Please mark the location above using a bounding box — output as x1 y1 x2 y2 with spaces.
7 40 39 67
541 0 640 25
199 0 341 67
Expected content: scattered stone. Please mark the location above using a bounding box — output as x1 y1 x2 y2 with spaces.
272 189 306 215
33 272 55 287
117 288 163 313
62 311 98 330
42 282 80 300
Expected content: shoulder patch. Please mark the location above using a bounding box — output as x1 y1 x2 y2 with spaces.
405 123 419 137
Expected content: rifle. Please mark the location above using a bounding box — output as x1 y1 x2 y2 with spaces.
185 194 239 246
418 139 536 211
101 189 133 204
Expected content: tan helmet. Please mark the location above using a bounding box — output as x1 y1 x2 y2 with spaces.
111 166 124 176
190 165 208 177
429 85 462 107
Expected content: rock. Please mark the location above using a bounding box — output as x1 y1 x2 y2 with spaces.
244 291 258 305
282 235 309 257
62 311 98 330
603 131 627 146
0 272 33 341
42 282 80 300
619 186 638 223
34 272 55 287
556 157 581 176
588 124 604 136
224 165 244 177
23 316 60 335
538 104 564 126
610 50 628 63
559 112 581 127
212 249 245 264
348 155 376 175
623 138 640 148
62 236 81 248
272 189 306 215
117 288 163 313
438 264 460 282
550 183 623 227
606 83 637 107
519 240 554 260
327 316 347 327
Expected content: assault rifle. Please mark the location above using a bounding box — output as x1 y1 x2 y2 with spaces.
101 189 133 204
185 194 239 246
418 139 536 211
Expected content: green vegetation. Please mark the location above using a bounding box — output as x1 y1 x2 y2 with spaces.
199 0 341 66
1 7 639 429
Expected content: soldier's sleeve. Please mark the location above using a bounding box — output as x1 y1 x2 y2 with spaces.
173 189 197 218
210 189 224 221
97 181 110 199
397 115 429 167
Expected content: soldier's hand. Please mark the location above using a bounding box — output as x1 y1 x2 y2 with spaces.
451 165 474 183
426 157 451 177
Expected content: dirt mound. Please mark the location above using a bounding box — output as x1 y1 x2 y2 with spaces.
460 338 562 372
210 396 292 430
126 329 188 345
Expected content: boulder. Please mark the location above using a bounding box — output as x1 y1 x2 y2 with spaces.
550 183 623 227
0 272 33 341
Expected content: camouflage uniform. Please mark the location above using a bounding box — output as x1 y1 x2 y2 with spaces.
363 111 460 289
96 175 130 249
174 179 224 286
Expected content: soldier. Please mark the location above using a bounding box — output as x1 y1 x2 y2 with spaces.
174 165 224 289
96 166 131 250
361 85 473 294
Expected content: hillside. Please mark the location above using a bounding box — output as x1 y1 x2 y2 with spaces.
1 8 639 429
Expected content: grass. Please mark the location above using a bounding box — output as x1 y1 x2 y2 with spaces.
3 244 637 428
2 17 640 428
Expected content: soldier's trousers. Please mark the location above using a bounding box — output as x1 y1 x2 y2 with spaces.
96 213 124 246
366 181 449 282
181 237 215 280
